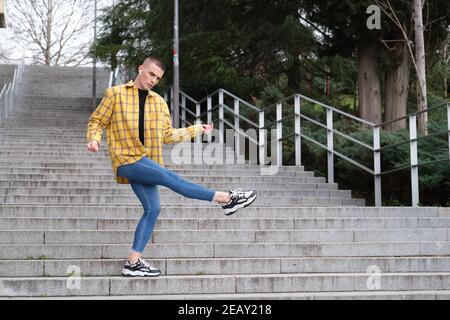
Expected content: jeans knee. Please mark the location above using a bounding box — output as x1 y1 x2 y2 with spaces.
142 206 161 218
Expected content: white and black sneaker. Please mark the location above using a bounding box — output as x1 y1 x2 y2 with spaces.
222 188 257 216
121 258 161 277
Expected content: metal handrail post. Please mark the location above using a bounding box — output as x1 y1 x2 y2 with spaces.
0 84 5 125
195 102 201 125
181 95 186 128
294 95 301 166
20 62 24 83
207 96 212 143
11 73 15 112
373 127 382 206
447 103 450 162
409 115 419 206
12 69 17 94
6 84 11 117
326 108 334 183
234 98 240 158
108 71 114 87
218 89 224 144
276 102 283 166
259 110 265 165
180 93 187 128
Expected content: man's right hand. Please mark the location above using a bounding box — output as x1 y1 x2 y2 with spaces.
86 140 99 152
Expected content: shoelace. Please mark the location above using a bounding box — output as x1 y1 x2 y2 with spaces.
138 258 151 268
231 190 247 200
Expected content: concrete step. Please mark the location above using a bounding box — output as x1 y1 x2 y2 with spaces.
15 100 92 105
0 145 248 157
0 151 241 158
3 111 90 116
2 121 89 126
2 256 450 277
0 187 351 199
0 168 314 178
0 174 329 185
5 290 450 300
0 145 239 151
0 157 259 165
0 135 91 139
0 154 260 165
0 194 362 207
0 241 449 259
0 173 327 183
0 162 307 172
0 142 92 147
11 100 90 103
5 114 89 119
14 101 96 106
1 194 363 207
0 228 448 245
0 125 89 129
0 129 90 134
0 180 333 191
2 273 450 297
0 205 442 218
0 146 277 155
7 114 88 117
0 140 99 145
5 113 90 118
1 217 450 231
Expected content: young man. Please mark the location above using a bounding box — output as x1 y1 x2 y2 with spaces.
86 57 257 277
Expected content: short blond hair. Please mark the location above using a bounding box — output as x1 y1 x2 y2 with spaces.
143 57 165 71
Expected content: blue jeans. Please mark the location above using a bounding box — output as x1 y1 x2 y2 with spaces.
117 157 216 253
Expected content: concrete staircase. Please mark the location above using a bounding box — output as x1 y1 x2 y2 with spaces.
1 65 450 300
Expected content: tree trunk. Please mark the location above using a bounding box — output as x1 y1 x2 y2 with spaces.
45 0 53 66
384 40 410 131
357 43 382 124
412 0 428 134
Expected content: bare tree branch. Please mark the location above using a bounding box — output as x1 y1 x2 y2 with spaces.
6 0 96 66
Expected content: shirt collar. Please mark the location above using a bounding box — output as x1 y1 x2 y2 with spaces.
125 80 157 97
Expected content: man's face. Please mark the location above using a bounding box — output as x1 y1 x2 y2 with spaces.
138 62 164 90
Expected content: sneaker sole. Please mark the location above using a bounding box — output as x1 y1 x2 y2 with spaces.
224 192 257 216
121 269 161 277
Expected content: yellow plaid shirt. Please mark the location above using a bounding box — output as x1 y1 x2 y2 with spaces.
86 80 203 184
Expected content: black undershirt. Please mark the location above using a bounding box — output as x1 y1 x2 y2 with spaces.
138 89 148 146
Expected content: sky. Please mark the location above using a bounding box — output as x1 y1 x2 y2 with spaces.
0 0 114 66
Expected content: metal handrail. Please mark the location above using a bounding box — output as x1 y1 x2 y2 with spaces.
0 61 24 127
167 84 449 207
262 93 376 127
221 88 261 112
380 157 449 176
376 102 448 128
